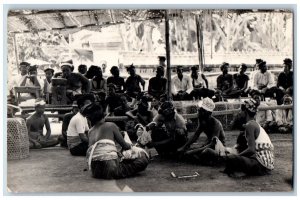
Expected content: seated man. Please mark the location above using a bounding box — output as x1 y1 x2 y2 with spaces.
146 101 188 157
82 103 149 179
66 95 93 156
171 66 193 101
60 62 91 104
26 98 59 149
104 83 122 115
233 63 249 97
252 60 279 103
223 98 274 177
107 66 126 94
177 97 225 165
148 66 167 99
277 58 293 104
216 62 236 99
58 101 79 148
125 64 145 99
189 66 214 100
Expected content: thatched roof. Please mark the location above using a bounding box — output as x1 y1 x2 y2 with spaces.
8 9 291 34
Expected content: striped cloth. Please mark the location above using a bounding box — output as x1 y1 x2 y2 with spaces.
255 126 275 170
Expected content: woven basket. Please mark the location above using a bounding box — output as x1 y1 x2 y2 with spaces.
7 118 30 160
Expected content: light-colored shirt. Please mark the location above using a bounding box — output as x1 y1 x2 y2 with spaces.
43 78 52 94
67 112 89 149
253 71 275 90
192 73 207 88
171 75 193 95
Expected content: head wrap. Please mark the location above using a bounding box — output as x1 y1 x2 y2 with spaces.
198 97 215 112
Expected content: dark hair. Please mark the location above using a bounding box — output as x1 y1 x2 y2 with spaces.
258 61 267 69
86 65 100 79
78 64 87 71
82 103 104 126
220 62 229 70
76 94 95 109
240 63 247 70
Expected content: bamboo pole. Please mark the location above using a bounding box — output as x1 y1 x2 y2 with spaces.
196 14 204 72
165 10 172 100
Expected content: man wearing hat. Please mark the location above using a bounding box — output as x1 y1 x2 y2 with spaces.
171 66 193 100
252 60 275 95
277 58 293 97
60 62 91 104
43 68 55 104
26 98 59 149
148 66 167 99
125 64 145 99
177 97 225 162
58 101 79 148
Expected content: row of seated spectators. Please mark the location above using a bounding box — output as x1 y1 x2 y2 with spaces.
8 57 293 108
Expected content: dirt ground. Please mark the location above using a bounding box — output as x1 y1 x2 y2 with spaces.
6 131 294 193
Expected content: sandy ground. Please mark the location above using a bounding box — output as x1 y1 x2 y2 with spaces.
6 130 294 194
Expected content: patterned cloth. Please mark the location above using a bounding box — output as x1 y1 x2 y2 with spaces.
255 126 275 170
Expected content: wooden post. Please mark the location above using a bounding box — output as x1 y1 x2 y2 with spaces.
196 14 204 72
165 10 172 100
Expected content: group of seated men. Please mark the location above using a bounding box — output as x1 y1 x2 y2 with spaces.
21 95 277 179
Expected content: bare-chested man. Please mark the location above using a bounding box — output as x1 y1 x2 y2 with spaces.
26 99 59 149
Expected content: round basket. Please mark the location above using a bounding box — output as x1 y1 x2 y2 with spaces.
7 118 30 160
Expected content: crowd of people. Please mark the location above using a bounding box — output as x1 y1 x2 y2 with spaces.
7 57 293 179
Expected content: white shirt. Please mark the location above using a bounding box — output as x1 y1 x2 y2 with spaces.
171 74 193 95
67 112 89 137
253 71 275 90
